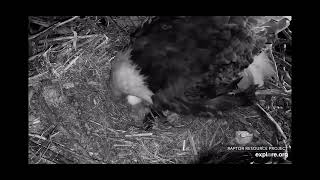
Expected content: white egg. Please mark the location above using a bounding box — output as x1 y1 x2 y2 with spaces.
127 95 142 105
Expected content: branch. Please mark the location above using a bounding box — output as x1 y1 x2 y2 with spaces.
255 89 291 97
255 103 287 141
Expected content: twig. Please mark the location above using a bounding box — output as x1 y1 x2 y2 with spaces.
125 133 153 138
50 132 60 139
269 48 292 93
71 30 78 50
29 133 47 140
113 144 133 147
28 71 49 87
38 34 97 44
108 56 115 63
28 46 53 61
211 138 223 148
28 88 34 108
29 17 50 27
29 16 79 40
282 81 291 92
28 52 43 61
95 35 110 50
187 130 198 156
39 157 56 164
282 29 292 41
255 103 287 141
36 141 52 164
255 89 291 97
89 120 103 127
182 140 186 151
273 52 291 68
209 124 220 147
64 55 81 72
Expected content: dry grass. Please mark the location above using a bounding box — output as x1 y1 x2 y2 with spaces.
28 16 292 164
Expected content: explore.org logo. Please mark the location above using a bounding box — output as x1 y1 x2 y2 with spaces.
227 146 288 158
255 152 288 158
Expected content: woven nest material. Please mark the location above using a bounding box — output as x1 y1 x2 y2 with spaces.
28 16 292 164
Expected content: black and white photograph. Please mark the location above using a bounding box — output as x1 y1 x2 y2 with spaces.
28 16 292 164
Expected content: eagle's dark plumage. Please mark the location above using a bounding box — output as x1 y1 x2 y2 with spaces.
110 16 279 127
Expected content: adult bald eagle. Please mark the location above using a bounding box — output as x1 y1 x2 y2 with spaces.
110 16 283 129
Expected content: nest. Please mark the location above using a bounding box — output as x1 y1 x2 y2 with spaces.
28 16 292 164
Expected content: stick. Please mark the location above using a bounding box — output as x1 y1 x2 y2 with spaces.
113 144 133 147
125 133 153 138
255 103 287 141
255 89 291 97
29 52 42 61
64 55 81 72
28 89 34 108
29 47 52 61
29 133 47 140
282 29 292 41
29 16 79 40
38 34 97 44
182 140 186 151
209 124 220 147
95 35 110 50
188 130 198 156
29 17 50 27
108 56 115 63
28 71 49 87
